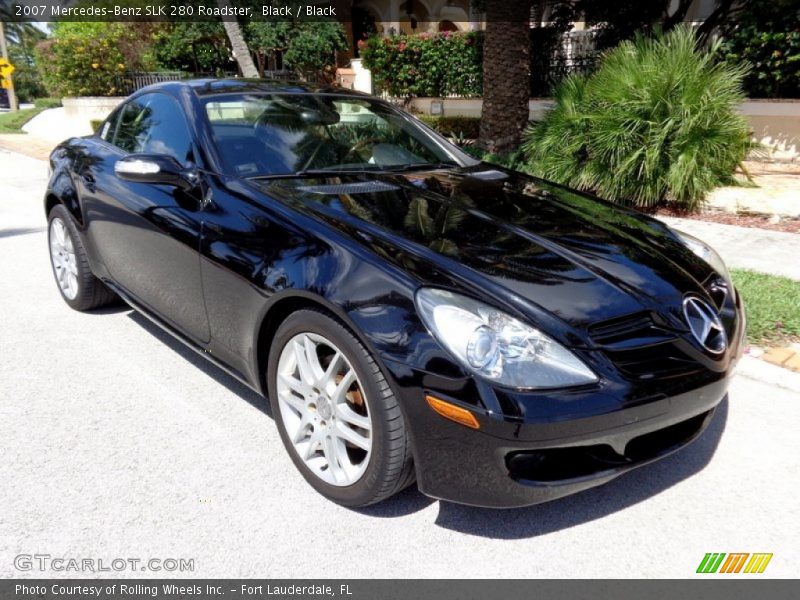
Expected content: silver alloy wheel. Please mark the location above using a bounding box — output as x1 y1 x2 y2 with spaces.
49 217 79 300
276 332 373 486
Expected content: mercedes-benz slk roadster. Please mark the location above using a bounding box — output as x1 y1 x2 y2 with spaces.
45 80 744 508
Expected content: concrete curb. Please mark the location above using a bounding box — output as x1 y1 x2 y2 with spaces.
737 355 800 394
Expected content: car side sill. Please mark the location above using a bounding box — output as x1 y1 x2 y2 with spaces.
103 280 261 396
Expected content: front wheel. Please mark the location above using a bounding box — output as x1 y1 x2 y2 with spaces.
267 309 414 506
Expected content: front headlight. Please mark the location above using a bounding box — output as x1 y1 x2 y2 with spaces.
674 229 731 285
415 288 598 389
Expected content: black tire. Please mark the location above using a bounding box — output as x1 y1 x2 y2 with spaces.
47 204 117 311
267 309 415 507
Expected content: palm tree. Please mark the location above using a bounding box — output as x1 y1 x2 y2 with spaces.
216 0 258 77
478 0 533 154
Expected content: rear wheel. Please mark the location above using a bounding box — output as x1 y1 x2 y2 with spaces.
48 205 116 311
267 309 414 506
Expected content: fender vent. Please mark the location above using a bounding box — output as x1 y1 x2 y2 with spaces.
297 181 399 195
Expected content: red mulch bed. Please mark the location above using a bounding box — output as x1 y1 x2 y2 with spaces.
655 208 800 234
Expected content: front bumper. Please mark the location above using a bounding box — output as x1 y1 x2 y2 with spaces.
401 374 727 508
382 292 744 509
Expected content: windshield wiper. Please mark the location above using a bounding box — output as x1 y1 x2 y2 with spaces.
377 161 460 173
247 162 460 181
248 167 383 181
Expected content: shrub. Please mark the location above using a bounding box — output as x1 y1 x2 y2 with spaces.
418 116 480 139
720 28 800 99
8 44 48 103
718 0 800 99
283 21 348 81
522 27 752 210
36 22 156 97
245 20 347 82
34 97 63 109
463 146 531 172
89 119 104 132
360 31 483 99
152 22 232 74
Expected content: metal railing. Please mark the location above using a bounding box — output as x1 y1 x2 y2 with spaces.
113 71 185 95
113 70 317 95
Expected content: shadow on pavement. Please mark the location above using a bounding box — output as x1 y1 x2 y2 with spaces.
81 301 130 315
0 227 45 239
433 397 729 538
127 310 270 417
355 485 437 517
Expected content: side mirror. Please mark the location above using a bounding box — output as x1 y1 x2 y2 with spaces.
114 154 197 190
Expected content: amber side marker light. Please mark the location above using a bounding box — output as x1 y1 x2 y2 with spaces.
425 395 480 429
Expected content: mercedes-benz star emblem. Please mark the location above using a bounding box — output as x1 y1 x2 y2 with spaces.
683 296 727 354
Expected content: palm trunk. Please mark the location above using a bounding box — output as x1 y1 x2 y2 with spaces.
478 0 532 153
216 0 258 78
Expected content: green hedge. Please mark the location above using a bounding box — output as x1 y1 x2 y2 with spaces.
36 22 156 97
721 28 800 98
360 31 483 98
34 97 63 109
417 115 480 139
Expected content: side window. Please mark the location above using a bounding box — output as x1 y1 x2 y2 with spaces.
114 98 150 153
99 107 121 141
112 93 194 165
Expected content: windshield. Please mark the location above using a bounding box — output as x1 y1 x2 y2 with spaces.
202 93 472 178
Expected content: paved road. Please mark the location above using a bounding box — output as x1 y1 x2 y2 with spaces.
1 149 798 578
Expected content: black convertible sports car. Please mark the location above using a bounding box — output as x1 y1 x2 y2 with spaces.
45 80 744 508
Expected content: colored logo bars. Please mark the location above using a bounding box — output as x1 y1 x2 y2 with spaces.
696 553 773 574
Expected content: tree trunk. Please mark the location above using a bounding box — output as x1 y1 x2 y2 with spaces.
696 0 738 44
531 0 546 27
217 1 258 78
663 0 695 30
478 0 532 154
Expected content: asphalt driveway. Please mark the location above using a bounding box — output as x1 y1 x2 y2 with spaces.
1 148 798 578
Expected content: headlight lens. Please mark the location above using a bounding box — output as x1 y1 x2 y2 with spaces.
674 229 731 285
415 288 598 389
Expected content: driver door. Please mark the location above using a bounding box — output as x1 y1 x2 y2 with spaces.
82 92 210 343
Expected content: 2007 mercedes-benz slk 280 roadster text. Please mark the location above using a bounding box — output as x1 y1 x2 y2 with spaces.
45 80 744 508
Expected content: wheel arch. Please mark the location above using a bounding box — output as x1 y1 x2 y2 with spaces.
45 174 84 227
254 290 381 397
44 192 61 218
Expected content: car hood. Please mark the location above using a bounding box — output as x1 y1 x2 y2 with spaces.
252 165 716 334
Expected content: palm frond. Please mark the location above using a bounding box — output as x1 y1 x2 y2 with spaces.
522 26 751 211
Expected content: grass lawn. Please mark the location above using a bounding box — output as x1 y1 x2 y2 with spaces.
0 107 46 134
731 268 800 345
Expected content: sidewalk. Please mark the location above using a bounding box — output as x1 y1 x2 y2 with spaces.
705 161 800 218
657 216 800 281
0 133 56 161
